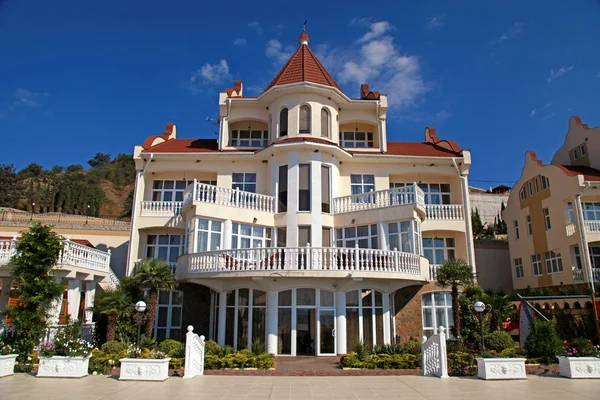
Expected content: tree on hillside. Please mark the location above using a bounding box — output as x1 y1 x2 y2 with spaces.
88 153 112 168
66 164 84 173
471 208 484 239
436 258 475 339
18 162 44 178
0 164 23 207
121 189 134 219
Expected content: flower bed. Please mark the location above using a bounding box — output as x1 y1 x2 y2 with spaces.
557 338 600 379
340 353 420 369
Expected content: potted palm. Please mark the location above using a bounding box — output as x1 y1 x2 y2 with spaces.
37 318 93 378
558 338 600 379
0 341 18 378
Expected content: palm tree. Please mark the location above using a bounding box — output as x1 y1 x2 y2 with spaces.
435 258 475 339
134 258 177 338
90 288 132 341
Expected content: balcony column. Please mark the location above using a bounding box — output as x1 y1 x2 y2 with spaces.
67 279 81 321
286 151 299 247
266 291 278 355
335 291 346 355
377 222 388 250
126 170 146 276
84 281 96 324
458 174 477 276
382 292 391 345
575 195 594 291
217 291 227 346
310 152 322 247
222 220 233 250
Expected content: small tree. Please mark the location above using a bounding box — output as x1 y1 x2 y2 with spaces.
471 208 484 239
436 258 475 339
0 164 23 208
2 223 64 369
88 152 112 168
525 318 563 364
134 259 177 338
90 288 133 341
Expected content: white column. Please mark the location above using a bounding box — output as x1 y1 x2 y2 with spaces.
266 291 278 355
335 291 346 355
310 153 322 247
126 170 146 276
222 220 233 250
459 175 477 275
67 279 81 321
84 281 96 324
217 291 227 346
382 292 391 345
377 222 388 250
287 151 299 247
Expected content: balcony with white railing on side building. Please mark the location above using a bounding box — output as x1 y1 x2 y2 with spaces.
183 181 276 214
566 223 577 237
178 245 428 281
425 205 464 220
0 238 112 274
573 267 600 283
333 185 425 214
584 220 600 234
429 264 440 280
140 201 183 217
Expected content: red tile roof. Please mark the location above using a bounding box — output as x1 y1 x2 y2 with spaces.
352 142 462 157
560 165 600 182
263 42 342 94
143 139 235 153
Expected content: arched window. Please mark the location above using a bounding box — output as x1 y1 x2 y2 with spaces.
279 108 288 137
299 105 311 133
321 108 330 138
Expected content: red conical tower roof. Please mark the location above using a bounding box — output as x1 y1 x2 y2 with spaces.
263 30 343 94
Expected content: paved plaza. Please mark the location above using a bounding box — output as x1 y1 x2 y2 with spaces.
1 374 599 400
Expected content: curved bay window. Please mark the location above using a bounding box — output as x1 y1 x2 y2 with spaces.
346 289 384 349
321 108 330 138
279 108 288 137
195 218 222 252
299 105 311 133
225 288 266 350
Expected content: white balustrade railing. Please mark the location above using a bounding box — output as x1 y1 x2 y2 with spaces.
1 238 111 273
140 201 183 217
333 185 425 214
425 205 464 220
566 223 577 237
429 264 440 280
184 325 205 379
187 245 421 275
422 326 448 378
105 268 120 290
184 181 276 213
585 220 600 234
573 268 600 283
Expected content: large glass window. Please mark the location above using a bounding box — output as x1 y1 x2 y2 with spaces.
321 165 331 213
336 224 378 249
388 221 412 253
278 290 292 354
419 183 451 205
321 108 330 138
340 131 374 148
575 245 600 270
423 237 455 265
514 258 524 278
299 164 311 211
583 202 600 220
154 290 183 341
152 180 193 202
422 292 453 339
231 130 268 147
568 202 575 223
299 105 311 133
146 234 181 272
196 218 222 252
346 289 384 349
531 254 542 276
232 173 257 193
544 250 563 274
224 288 266 350
232 223 272 249
279 108 288 137
351 174 375 196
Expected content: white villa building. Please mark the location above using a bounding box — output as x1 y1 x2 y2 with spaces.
125 30 475 356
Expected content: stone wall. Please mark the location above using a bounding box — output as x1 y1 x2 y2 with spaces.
394 282 437 342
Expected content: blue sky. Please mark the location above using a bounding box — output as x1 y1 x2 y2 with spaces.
1 0 599 188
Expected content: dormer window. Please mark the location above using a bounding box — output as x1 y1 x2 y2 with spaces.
279 108 288 137
299 105 311 133
340 131 374 148
321 108 330 138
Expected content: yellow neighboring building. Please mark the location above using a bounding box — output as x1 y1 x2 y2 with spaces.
126 30 475 354
504 116 600 290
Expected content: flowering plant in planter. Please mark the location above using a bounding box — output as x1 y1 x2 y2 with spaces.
558 338 600 379
563 338 600 358
0 342 15 356
126 345 167 359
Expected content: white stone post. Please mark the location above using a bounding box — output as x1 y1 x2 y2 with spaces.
84 281 96 324
382 292 391 345
67 279 81 321
183 325 205 379
222 220 233 250
438 326 449 378
335 291 346 355
217 291 227 346
266 291 278 355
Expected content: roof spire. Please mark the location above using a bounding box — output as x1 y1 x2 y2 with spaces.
298 20 310 46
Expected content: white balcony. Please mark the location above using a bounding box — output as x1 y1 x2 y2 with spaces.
183 182 276 213
140 201 183 217
429 264 440 280
573 267 600 283
425 205 464 220
333 185 424 214
564 220 600 237
180 246 425 280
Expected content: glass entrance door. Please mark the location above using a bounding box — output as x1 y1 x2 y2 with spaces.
318 310 336 355
296 308 315 356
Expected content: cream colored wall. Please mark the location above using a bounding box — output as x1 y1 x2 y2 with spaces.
551 117 600 169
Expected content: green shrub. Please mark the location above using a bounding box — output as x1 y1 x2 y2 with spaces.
251 337 265 355
222 351 250 368
88 348 124 375
205 340 220 355
479 350 498 358
340 353 361 368
204 355 223 369
400 341 421 355
101 340 128 355
524 319 563 364
484 331 515 352
340 353 420 369
254 353 274 369
448 351 477 376
568 338 599 357
352 339 370 360
158 339 184 356
498 347 527 358
169 357 185 370
140 336 157 350
218 345 236 357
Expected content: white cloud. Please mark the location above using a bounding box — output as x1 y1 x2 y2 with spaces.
596 71 600 78
436 110 452 121
496 22 525 43
189 60 232 93
547 65 574 82
531 103 551 117
248 21 263 34
13 88 47 107
531 109 536 117
357 21 393 43
265 39 294 65
425 14 446 30
233 38 247 46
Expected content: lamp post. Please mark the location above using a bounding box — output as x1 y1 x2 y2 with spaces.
30 202 36 221
134 300 147 355
473 301 492 351
85 204 91 224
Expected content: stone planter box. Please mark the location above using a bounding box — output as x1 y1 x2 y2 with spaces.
476 358 527 380
558 356 600 379
0 354 18 378
37 356 91 378
119 358 171 381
